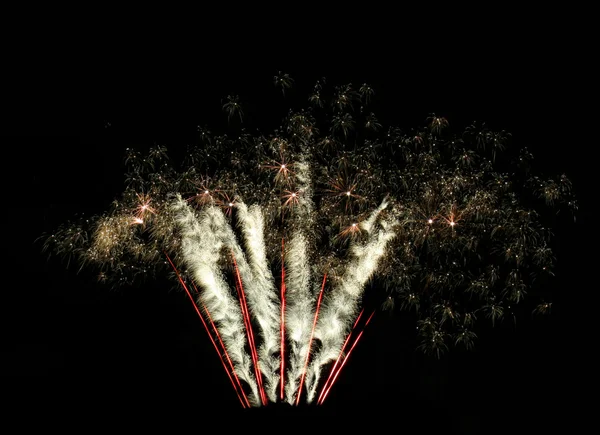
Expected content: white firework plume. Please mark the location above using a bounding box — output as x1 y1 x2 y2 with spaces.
283 231 314 404
234 202 282 402
170 198 260 405
281 156 319 404
305 200 396 403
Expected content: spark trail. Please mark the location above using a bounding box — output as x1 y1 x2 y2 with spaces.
304 200 396 403
296 273 327 405
170 198 260 406
318 311 376 405
280 238 286 401
232 253 268 405
166 254 250 408
317 309 365 405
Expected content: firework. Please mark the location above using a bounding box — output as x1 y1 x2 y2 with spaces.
43 76 576 406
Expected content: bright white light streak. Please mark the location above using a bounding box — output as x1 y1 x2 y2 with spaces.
284 232 314 404
282 155 319 404
170 196 260 406
305 200 396 402
234 202 281 402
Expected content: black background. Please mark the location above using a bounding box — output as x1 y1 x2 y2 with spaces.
2 11 594 433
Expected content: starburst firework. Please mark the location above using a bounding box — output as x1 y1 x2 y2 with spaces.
43 75 576 407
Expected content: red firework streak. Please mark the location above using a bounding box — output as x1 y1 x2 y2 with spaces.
317 310 376 405
231 252 268 406
317 309 364 404
165 254 250 408
191 282 250 407
295 273 327 405
280 238 286 401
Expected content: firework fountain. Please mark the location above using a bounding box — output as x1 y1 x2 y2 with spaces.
43 75 576 407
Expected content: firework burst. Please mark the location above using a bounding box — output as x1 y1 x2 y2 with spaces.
43 75 576 407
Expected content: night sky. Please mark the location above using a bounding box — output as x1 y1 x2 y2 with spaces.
3 23 593 432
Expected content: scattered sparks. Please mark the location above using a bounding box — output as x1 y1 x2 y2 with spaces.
43 74 575 408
